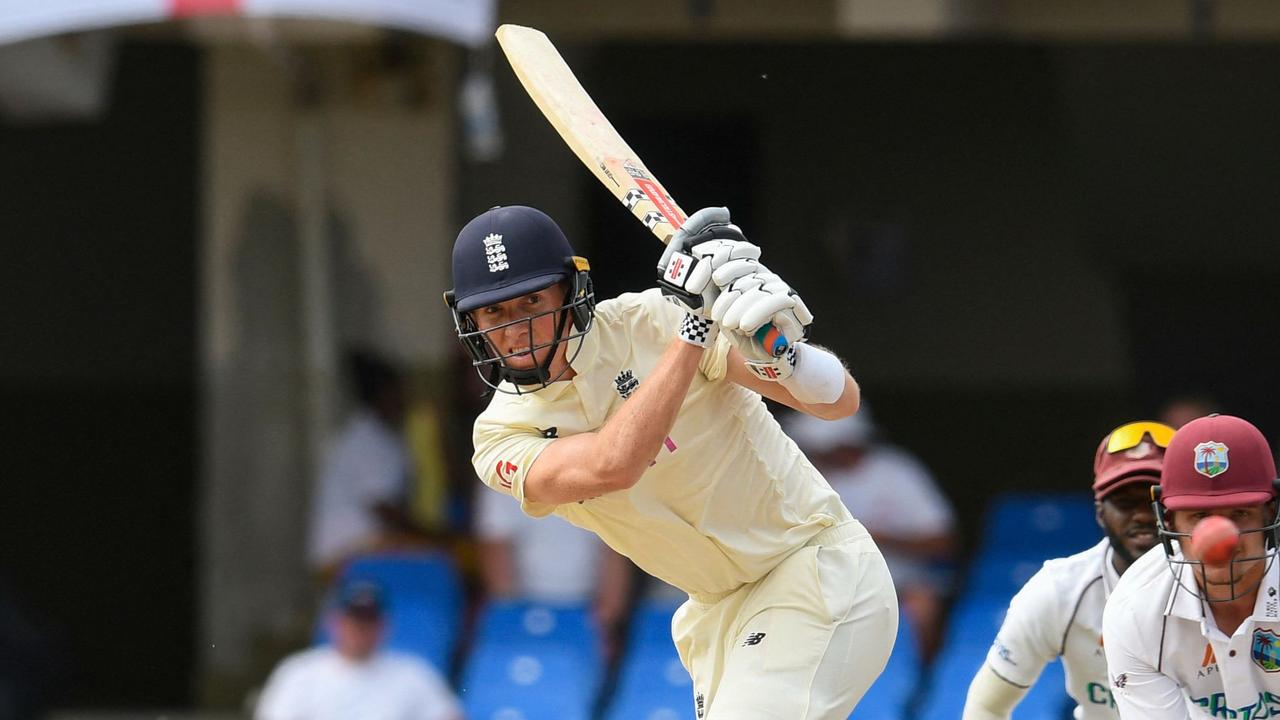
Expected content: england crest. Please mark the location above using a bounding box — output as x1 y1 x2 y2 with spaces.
1253 628 1280 672
1194 441 1229 478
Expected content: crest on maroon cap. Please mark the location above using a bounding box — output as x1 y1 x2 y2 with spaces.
1160 415 1277 511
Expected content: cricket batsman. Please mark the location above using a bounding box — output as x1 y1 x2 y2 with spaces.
445 204 897 719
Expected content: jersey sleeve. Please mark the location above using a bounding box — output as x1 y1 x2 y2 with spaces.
1102 598 1190 719
636 288 731 381
984 564 1067 688
474 481 523 540
472 414 557 518
405 657 462 720
253 656 305 720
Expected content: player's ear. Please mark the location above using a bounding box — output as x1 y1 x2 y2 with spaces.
1094 500 1105 530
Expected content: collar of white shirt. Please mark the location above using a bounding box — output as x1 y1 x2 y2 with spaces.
1164 551 1280 628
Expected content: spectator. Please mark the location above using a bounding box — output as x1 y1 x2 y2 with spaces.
475 488 633 655
255 582 462 720
308 350 429 576
785 406 957 660
1158 393 1219 429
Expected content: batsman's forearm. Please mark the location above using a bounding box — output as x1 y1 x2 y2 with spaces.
591 339 702 488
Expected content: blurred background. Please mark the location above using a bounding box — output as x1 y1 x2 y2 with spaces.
2 0 1279 718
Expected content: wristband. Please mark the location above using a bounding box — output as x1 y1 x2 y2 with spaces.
677 313 718 348
778 343 846 405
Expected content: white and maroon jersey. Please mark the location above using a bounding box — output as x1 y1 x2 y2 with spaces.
471 288 853 598
985 538 1120 719
1103 542 1280 718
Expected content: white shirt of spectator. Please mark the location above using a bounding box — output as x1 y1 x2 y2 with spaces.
254 647 460 720
476 484 603 601
824 446 954 587
308 410 410 569
986 538 1120 718
1103 541 1280 718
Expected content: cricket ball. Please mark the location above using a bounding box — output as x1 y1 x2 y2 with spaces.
1190 515 1240 566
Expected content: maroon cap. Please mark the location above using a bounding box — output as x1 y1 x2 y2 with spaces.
1160 415 1277 510
1092 431 1166 500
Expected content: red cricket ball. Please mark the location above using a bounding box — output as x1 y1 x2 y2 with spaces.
1190 515 1240 566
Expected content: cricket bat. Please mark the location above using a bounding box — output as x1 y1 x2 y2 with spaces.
494 24 789 358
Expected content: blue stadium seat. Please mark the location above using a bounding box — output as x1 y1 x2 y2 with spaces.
473 600 600 658
964 555 1051 601
848 609 920 720
459 642 602 720
315 551 463 670
627 599 682 649
604 644 693 720
977 493 1100 559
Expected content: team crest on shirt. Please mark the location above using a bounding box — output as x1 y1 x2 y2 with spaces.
1194 441 1230 478
1251 628 1280 672
614 369 639 400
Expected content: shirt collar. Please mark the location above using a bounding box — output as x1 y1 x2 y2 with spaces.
1165 551 1280 624
1102 541 1122 599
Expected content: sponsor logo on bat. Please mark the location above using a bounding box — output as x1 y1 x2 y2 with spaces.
635 177 685 227
622 160 649 180
622 188 646 209
599 162 620 187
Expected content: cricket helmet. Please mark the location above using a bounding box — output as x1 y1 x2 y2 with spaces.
445 206 594 392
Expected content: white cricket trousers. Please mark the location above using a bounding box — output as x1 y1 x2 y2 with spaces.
671 521 898 719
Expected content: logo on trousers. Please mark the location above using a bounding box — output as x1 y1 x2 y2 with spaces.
742 632 767 647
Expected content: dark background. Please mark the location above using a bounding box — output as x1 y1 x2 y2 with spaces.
0 43 200 706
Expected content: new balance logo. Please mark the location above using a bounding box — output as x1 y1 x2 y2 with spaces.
742 632 767 647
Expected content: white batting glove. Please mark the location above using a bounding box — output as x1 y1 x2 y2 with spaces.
711 269 814 350
657 207 757 317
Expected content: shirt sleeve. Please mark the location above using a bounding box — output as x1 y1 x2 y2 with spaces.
1102 597 1190 719
253 657 303 720
874 451 955 536
472 414 558 518
474 481 522 540
638 288 731 381
984 564 1065 688
407 658 462 720
353 424 409 504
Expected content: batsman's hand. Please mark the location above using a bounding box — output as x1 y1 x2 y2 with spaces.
657 207 759 317
712 269 813 363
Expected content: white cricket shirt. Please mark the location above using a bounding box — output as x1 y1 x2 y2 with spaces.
471 288 853 598
1103 542 1280 718
985 539 1121 718
254 647 460 720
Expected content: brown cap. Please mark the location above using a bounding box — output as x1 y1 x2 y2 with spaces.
1093 428 1167 500
1160 415 1277 510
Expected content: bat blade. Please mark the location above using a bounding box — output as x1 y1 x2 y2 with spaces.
495 24 687 244
495 24 788 358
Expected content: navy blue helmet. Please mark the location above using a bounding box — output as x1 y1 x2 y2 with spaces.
445 206 594 391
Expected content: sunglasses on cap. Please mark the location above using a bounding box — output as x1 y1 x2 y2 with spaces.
1106 421 1176 454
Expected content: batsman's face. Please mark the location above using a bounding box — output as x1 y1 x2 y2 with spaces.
473 284 569 371
1172 506 1270 599
1098 483 1159 562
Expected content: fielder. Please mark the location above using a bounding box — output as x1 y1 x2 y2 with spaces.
1103 414 1280 718
963 421 1174 720
446 205 897 719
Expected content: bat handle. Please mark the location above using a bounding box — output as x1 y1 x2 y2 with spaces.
754 324 789 358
